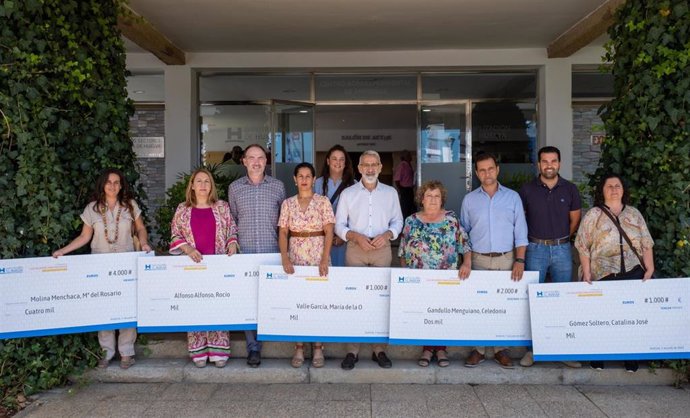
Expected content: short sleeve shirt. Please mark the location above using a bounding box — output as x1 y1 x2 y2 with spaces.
81 200 141 254
519 176 582 240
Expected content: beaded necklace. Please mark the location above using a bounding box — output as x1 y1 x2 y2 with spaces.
101 203 123 244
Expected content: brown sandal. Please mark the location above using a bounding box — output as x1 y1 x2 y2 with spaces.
418 350 433 367
312 344 325 368
291 344 305 368
119 356 135 369
436 350 450 367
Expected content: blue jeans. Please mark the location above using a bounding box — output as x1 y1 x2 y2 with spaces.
525 242 573 283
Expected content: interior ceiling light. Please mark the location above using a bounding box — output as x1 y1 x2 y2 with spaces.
299 110 309 113
422 109 431 112
133 90 145 94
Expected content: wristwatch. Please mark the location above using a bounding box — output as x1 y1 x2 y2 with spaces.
514 258 525 264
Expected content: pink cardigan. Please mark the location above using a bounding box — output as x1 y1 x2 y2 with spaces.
169 200 238 255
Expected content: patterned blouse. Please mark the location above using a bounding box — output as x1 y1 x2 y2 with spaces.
278 194 335 266
398 211 471 269
575 206 654 280
169 200 238 255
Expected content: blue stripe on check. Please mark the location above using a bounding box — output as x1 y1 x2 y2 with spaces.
137 324 257 333
0 322 138 340
535 352 690 361
388 338 531 346
258 334 388 343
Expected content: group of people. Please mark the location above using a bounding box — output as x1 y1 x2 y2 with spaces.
53 143 655 373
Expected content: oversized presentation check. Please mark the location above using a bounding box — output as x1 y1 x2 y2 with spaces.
388 269 538 346
0 252 146 339
529 278 690 361
257 266 390 342
137 253 280 332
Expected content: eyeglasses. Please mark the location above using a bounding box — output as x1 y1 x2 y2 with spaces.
359 163 381 169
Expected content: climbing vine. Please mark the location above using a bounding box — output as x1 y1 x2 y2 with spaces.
595 0 690 384
0 0 141 411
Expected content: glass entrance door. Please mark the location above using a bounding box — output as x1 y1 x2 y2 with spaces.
419 103 471 215
271 100 315 196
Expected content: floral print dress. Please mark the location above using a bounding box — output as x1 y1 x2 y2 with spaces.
398 211 471 269
278 194 335 266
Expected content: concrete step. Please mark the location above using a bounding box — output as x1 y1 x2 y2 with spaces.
77 358 677 386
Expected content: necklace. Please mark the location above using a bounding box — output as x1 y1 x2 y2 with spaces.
101 204 122 244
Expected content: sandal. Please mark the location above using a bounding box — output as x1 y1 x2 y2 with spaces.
119 356 135 370
312 344 325 368
291 344 304 368
418 349 433 367
97 358 111 369
436 350 450 367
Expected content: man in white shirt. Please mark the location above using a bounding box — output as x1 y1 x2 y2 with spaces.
335 150 403 370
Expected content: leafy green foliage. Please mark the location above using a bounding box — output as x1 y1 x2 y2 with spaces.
596 0 690 278
154 163 240 251
595 0 690 383
0 0 140 411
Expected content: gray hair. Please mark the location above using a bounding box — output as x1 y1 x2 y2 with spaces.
359 150 381 165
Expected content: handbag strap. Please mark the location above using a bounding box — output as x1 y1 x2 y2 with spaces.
598 205 646 270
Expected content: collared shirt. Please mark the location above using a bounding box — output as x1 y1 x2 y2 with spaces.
393 160 414 188
335 180 404 241
228 175 285 254
519 176 582 240
460 183 528 253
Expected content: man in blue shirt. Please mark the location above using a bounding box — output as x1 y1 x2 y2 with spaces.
518 146 582 368
460 152 528 369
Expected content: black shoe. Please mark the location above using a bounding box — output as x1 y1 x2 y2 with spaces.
247 350 261 368
590 361 604 370
372 351 392 368
624 361 639 373
341 353 358 370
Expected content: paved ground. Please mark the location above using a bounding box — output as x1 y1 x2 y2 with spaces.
15 382 690 418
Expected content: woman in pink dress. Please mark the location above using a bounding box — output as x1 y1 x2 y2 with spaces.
170 168 239 368
278 162 335 368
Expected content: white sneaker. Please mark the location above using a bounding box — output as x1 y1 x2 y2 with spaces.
562 361 582 368
520 351 534 367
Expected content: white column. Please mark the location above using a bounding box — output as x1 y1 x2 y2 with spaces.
164 66 198 187
538 60 573 179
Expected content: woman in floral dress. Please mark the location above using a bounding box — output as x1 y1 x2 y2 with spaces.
279 162 335 368
398 180 471 368
170 168 239 368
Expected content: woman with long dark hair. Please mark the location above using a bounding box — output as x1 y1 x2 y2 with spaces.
313 145 355 267
53 168 151 369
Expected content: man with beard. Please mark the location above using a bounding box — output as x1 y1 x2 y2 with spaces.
335 150 403 370
460 152 528 369
518 146 582 368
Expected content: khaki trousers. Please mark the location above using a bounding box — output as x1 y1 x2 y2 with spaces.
99 328 137 360
345 240 392 355
471 251 514 356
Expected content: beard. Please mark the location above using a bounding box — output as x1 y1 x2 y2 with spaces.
362 174 378 184
540 169 558 179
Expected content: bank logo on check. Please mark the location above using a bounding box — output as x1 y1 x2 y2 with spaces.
536 290 560 298
398 276 421 284
0 266 23 274
144 264 167 271
265 272 288 280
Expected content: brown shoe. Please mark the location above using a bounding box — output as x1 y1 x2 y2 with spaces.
464 350 485 367
494 350 514 369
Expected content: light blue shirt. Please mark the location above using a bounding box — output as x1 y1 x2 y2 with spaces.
460 183 528 253
314 177 342 210
335 180 404 241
